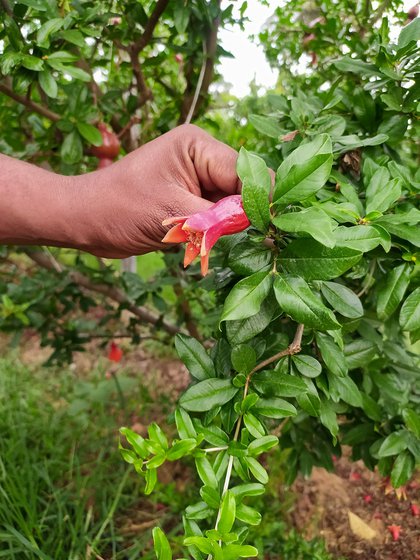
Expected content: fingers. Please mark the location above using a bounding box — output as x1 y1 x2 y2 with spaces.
181 124 242 196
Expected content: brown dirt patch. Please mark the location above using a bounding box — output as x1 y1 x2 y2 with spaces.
292 451 420 560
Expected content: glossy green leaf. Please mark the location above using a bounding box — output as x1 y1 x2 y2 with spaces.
195 456 218 488
167 439 196 461
76 122 103 146
402 409 420 438
273 207 337 248
60 130 83 164
248 435 279 456
376 264 411 320
274 134 333 204
249 114 286 138
120 427 149 458
152 527 172 560
321 281 363 318
200 486 220 509
180 379 238 412
175 408 197 440
221 271 273 322
236 503 262 525
184 536 213 554
38 70 58 98
226 297 276 345
145 468 157 495
391 451 415 488
252 371 307 397
333 225 389 252
148 423 168 450
175 334 215 381
229 242 272 275
316 333 348 376
398 17 420 48
217 490 236 534
237 148 271 232
378 430 411 458
231 344 256 374
223 544 258 559
399 288 420 331
274 274 340 330
365 167 401 214
328 374 363 407
37 18 63 47
319 399 339 439
244 457 269 484
281 239 362 280
231 483 266 500
254 397 297 418
243 412 265 438
297 391 321 416
292 354 322 377
344 339 377 370
60 29 85 47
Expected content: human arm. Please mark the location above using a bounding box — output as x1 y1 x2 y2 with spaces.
0 124 241 257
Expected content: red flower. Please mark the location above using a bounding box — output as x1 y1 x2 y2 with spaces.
162 195 250 276
387 524 401 541
108 341 123 363
363 494 372 503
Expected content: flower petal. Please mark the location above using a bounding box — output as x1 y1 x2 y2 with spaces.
201 226 222 256
162 216 188 226
162 223 189 243
184 242 200 267
200 252 210 276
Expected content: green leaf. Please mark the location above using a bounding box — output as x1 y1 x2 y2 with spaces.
391 451 415 488
237 148 271 233
180 379 238 412
281 239 362 280
37 18 63 47
229 242 272 276
175 334 216 381
328 374 363 407
319 399 339 439
273 207 337 248
254 397 297 418
333 225 389 253
60 29 86 47
249 114 286 138
120 427 149 458
221 271 273 322
38 70 58 98
252 371 308 397
195 456 218 488
344 339 377 370
226 297 276 345
167 439 196 461
402 409 420 438
0 51 22 75
274 274 340 330
292 354 322 378
184 536 213 554
297 391 321 416
152 527 172 560
231 483 266 500
248 435 279 456
194 421 229 446
223 544 258 559
400 288 420 331
243 412 265 438
218 491 236 534
60 130 83 164
398 17 420 48
244 457 269 484
21 55 44 71
148 423 168 450
60 65 91 82
236 503 262 525
200 486 220 509
274 134 333 204
321 281 363 318
175 408 197 440
47 51 78 62
365 167 402 214
334 57 378 77
376 264 411 321
174 3 190 34
316 333 348 376
145 468 157 494
378 430 411 458
76 122 103 146
231 344 256 374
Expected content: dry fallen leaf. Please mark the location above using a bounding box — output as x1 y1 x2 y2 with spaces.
348 510 377 541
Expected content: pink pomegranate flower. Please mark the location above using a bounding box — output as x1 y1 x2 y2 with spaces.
162 195 250 276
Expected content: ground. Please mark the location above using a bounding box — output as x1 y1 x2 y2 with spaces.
1 333 418 559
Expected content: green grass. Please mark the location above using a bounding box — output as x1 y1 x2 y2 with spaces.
0 354 185 559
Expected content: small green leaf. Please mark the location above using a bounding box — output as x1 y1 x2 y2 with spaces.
391 451 415 488
226 297 276 345
281 239 362 280
378 430 411 458
254 397 297 418
274 134 333 204
316 333 348 376
60 130 83 164
60 29 86 47
38 70 58 98
167 439 196 461
297 391 321 416
365 167 401 214
175 334 216 381
402 409 420 438
319 399 339 439
221 271 273 322
249 114 286 138
344 339 377 370
145 468 157 495
377 264 411 321
217 490 236 534
321 281 363 318
229 242 272 275
120 427 149 458
328 374 363 407
231 483 266 499
252 371 308 397
231 344 256 374
237 148 271 233
236 503 262 525
21 54 44 71
292 355 322 378
76 122 103 146
37 18 64 47
398 17 420 48
274 274 340 330
148 423 168 450
248 435 279 456
152 527 172 560
175 408 197 440
243 412 265 438
400 288 420 331
180 378 238 412
273 207 337 248
244 457 269 484
333 225 389 253
195 456 218 488
200 486 220 509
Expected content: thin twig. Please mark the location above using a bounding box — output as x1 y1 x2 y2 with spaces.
184 41 207 125
0 81 60 122
133 0 170 53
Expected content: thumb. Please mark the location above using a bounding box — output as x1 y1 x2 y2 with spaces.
176 189 213 216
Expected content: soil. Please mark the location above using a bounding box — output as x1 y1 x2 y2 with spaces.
292 453 420 560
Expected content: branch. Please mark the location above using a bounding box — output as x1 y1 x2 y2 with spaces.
24 248 183 337
1 0 12 16
371 0 393 24
129 48 153 106
0 81 61 122
250 323 304 376
134 0 170 53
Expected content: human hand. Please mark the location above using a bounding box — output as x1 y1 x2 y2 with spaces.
75 124 241 258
